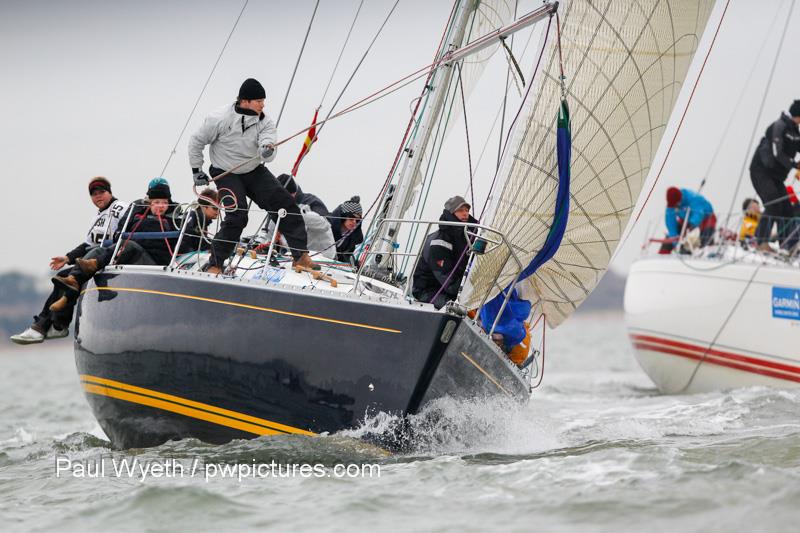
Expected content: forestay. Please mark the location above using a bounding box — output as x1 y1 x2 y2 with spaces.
463 0 714 326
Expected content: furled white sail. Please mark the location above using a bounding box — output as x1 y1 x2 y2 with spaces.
463 0 714 326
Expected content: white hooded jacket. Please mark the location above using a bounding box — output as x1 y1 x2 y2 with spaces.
188 103 277 174
266 204 336 260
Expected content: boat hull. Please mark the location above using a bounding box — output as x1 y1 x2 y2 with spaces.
624 256 800 394
74 267 529 448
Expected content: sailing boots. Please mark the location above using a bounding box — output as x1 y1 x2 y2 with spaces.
49 275 80 312
76 257 100 277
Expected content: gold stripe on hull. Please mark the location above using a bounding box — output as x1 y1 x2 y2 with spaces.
82 286 402 334
80 374 316 437
458 352 512 397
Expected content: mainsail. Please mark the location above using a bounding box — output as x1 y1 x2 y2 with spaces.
463 0 714 326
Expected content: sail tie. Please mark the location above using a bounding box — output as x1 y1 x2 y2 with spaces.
499 36 526 89
478 98 571 336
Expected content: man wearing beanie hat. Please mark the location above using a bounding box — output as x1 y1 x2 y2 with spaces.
412 196 478 309
10 177 128 345
749 100 800 250
659 187 715 254
328 196 364 263
188 78 317 273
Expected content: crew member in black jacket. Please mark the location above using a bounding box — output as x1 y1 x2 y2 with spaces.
9 178 127 345
412 196 478 309
750 100 800 250
329 196 364 263
47 179 181 314
179 188 220 254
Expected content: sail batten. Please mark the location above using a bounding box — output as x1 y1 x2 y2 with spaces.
463 0 714 326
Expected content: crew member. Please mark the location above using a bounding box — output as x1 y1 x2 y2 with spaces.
749 100 800 251
10 178 127 344
269 176 335 260
48 178 181 313
277 173 330 217
180 188 220 253
739 198 761 243
661 187 715 254
412 196 478 309
328 196 364 263
188 78 318 273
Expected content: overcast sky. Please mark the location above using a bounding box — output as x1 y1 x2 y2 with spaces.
0 0 797 279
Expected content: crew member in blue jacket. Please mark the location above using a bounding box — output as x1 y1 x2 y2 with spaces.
661 187 716 253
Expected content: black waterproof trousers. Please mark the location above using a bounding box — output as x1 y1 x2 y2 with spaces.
32 267 74 332
750 163 796 248
209 165 308 266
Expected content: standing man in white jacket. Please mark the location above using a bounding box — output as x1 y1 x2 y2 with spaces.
189 78 317 273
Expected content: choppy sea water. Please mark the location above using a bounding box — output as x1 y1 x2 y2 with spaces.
1 313 799 532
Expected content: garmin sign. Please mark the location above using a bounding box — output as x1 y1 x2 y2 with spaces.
772 287 800 320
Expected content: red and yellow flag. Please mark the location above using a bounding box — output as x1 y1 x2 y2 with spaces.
291 109 319 177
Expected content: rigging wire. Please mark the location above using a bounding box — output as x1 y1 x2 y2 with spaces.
697 0 786 193
722 0 795 225
497 0 520 173
456 62 476 208
676 261 763 393
360 1 459 243
158 0 249 177
275 0 320 129
319 0 365 108
314 0 401 141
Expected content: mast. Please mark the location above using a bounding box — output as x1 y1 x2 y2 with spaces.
371 0 558 271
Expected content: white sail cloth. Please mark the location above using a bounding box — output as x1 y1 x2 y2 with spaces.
463 0 714 326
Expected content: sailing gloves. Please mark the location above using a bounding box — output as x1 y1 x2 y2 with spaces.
192 169 210 186
260 144 275 161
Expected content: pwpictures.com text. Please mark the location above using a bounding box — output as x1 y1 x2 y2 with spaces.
55 455 380 482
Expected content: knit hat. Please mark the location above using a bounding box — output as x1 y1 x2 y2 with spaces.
147 177 171 201
790 100 800 118
340 196 362 218
238 78 266 101
277 173 298 194
666 187 682 208
444 195 470 214
88 177 111 195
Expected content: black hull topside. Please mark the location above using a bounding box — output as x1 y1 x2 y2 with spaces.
74 267 530 448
